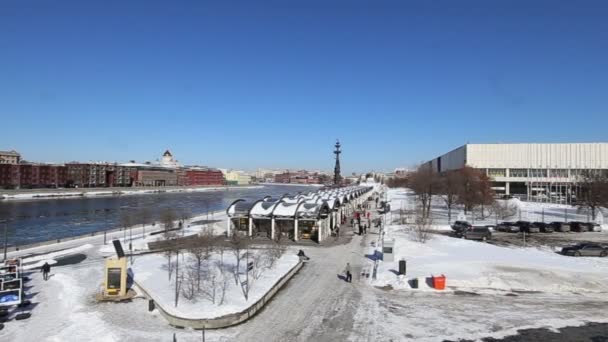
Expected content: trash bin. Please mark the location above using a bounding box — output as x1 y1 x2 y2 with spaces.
399 259 406 275
432 275 446 290
410 278 418 289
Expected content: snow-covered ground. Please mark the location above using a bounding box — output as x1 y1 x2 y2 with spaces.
133 249 299 319
0 185 262 201
2 185 608 342
370 227 608 294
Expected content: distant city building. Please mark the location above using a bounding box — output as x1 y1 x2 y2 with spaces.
66 163 134 188
0 164 22 189
273 170 327 184
255 168 283 182
426 143 608 203
0 150 21 164
0 148 228 189
133 168 178 187
185 167 225 186
0 163 66 189
222 169 251 185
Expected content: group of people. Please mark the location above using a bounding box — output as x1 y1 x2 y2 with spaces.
350 210 372 236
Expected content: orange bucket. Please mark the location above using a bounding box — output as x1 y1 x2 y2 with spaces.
432 274 446 290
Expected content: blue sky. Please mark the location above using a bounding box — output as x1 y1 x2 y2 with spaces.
1 1 607 174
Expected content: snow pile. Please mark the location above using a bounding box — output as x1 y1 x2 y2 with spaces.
132 249 300 319
16 244 93 270
370 226 608 294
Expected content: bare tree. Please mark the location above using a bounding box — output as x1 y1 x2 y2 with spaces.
138 208 152 238
120 211 133 240
228 233 249 285
161 208 177 237
181 263 198 301
412 206 433 243
493 201 518 220
408 164 439 219
476 172 495 220
186 235 213 291
200 264 218 304
179 209 192 235
266 240 287 269
438 171 462 224
251 249 270 280
457 167 494 215
577 171 608 220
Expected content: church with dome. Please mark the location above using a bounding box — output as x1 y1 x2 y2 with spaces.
159 149 180 168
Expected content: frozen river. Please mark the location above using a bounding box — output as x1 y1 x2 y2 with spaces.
0 184 314 247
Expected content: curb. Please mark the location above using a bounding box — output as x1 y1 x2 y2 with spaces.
135 259 304 329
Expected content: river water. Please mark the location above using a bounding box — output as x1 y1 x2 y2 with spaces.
0 185 315 247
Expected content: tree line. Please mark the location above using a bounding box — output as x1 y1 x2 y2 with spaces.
389 165 608 222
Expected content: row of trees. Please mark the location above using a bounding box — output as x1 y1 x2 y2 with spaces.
408 165 494 222
577 171 608 220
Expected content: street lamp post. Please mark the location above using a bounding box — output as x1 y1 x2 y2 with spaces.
2 220 9 262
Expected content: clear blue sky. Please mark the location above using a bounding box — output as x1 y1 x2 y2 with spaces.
1 1 607 174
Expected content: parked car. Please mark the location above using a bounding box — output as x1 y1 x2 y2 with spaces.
533 222 554 233
589 223 603 232
581 222 601 232
561 243 608 257
497 221 520 233
460 226 492 241
570 221 589 232
516 221 538 233
550 221 571 232
451 221 472 234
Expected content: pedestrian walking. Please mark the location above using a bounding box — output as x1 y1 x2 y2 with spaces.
344 263 352 283
41 262 51 281
335 225 340 239
375 197 379 208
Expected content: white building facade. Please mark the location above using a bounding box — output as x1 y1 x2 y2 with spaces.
427 143 608 203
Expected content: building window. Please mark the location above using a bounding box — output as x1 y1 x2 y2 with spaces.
509 169 528 178
487 168 506 177
549 169 568 178
529 169 547 178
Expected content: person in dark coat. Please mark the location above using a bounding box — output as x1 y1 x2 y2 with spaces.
41 262 51 281
344 263 352 283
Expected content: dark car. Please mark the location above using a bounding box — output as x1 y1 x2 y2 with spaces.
550 221 571 232
561 243 608 257
570 221 589 233
451 221 473 234
497 221 520 233
533 222 554 233
460 226 492 241
516 221 539 233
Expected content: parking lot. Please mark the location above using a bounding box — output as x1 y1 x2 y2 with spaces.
438 230 608 250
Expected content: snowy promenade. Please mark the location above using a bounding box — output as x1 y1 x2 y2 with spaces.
2 187 608 341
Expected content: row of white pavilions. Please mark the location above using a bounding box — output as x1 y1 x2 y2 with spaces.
226 185 374 242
